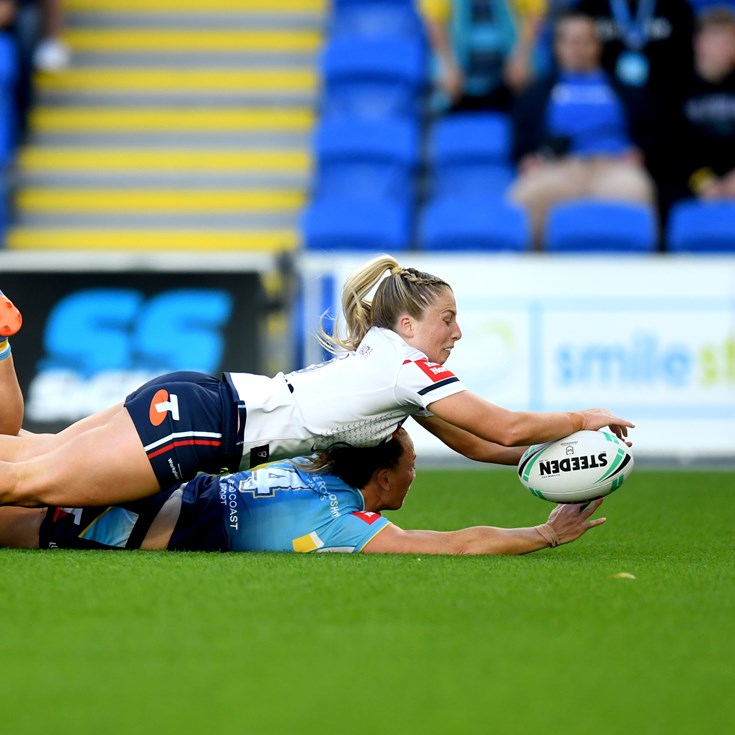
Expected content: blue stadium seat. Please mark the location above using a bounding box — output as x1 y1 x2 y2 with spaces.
433 113 511 164
0 34 17 243
419 196 530 252
301 197 413 251
313 116 420 201
430 113 514 197
544 200 657 253
320 36 427 119
329 0 425 40
432 162 514 198
667 200 735 253
0 34 18 166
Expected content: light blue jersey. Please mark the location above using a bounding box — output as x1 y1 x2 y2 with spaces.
40 459 391 553
218 460 391 553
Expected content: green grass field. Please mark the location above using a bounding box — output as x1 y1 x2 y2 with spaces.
2 468 733 735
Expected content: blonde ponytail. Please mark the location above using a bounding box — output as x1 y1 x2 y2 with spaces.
318 254 451 354
319 254 399 353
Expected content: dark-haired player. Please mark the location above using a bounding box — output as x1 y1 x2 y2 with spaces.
0 428 605 555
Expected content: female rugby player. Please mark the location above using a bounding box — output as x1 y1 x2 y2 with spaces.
0 257 633 509
0 429 606 555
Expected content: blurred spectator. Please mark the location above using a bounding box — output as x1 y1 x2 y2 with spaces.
419 0 548 113
0 0 17 242
0 0 14 28
1 2 18 160
508 8 655 248
33 0 69 72
660 6 735 208
575 0 695 100
11 0 68 138
573 1 696 222
11 0 39 138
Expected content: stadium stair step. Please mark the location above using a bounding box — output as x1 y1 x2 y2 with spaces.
34 68 317 103
7 0 325 253
63 28 322 54
64 0 326 17
6 229 298 252
27 107 316 147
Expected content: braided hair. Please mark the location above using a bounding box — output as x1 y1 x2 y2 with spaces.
319 254 452 353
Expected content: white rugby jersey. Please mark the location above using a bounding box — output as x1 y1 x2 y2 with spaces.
226 326 467 470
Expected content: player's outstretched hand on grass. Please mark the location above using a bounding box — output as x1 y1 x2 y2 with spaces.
545 498 607 546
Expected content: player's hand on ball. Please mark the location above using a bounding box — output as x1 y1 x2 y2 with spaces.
577 408 635 441
547 498 606 545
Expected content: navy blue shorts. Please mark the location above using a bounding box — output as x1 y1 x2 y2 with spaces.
39 492 172 550
124 371 246 489
38 475 231 552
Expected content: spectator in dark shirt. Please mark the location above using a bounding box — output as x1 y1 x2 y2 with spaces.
662 6 735 206
509 8 655 248
575 0 695 99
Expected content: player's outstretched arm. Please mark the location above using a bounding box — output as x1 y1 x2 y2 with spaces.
361 499 606 555
413 414 527 464
427 391 634 449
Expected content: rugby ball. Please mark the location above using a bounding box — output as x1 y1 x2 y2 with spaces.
517 430 634 503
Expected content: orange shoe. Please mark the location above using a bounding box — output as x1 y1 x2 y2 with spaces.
0 293 22 337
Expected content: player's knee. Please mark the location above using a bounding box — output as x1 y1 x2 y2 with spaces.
0 465 46 508
1 486 43 508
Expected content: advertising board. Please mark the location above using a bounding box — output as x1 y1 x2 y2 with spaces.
1 254 281 433
300 254 735 460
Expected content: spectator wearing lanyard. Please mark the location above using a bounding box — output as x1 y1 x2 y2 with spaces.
575 0 695 95
575 0 695 194
509 7 655 249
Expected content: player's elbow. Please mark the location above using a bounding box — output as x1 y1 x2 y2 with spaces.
495 415 532 447
459 438 497 462
451 431 516 462
490 428 521 449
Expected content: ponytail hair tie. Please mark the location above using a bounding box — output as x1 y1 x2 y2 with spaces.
390 265 403 276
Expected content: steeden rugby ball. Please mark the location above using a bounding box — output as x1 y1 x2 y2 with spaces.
517 429 634 503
